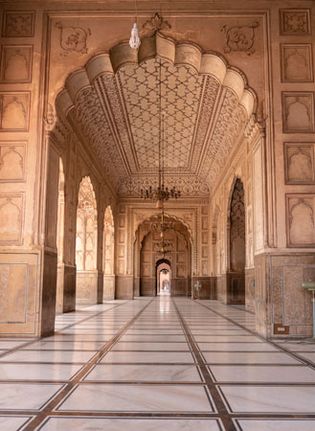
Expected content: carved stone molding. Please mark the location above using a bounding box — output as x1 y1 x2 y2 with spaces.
221 22 259 55
280 9 311 35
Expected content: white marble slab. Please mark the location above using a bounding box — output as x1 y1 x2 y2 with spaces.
0 363 82 380
0 383 62 410
58 384 213 412
112 342 189 351
101 351 194 363
197 342 278 352
119 335 186 342
195 335 263 343
85 364 201 382
211 365 315 383
0 416 30 430
22 341 103 351
221 385 315 413
40 418 220 431
202 351 300 364
0 350 95 363
237 419 315 430
0 341 30 349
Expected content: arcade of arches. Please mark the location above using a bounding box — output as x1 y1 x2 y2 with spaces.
0 0 315 343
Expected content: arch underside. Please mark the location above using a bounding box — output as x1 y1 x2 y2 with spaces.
55 32 257 197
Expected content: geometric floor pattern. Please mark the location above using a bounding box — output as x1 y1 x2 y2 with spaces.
0 297 315 430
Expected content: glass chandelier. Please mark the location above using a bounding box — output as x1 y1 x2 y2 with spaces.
140 57 181 208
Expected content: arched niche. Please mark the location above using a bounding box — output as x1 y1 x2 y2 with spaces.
75 176 98 304
103 205 115 300
227 178 246 305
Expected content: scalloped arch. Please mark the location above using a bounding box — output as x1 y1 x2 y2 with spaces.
135 211 193 245
56 32 257 120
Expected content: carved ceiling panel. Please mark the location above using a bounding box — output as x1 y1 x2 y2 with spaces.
117 58 204 171
55 33 256 197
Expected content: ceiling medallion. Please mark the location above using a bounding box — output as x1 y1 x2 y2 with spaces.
140 57 181 208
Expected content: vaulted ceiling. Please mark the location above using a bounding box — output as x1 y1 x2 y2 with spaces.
56 32 256 197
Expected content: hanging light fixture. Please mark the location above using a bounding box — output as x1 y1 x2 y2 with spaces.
140 57 181 207
155 205 172 257
129 0 141 49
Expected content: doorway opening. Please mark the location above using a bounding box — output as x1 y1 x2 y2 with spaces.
75 176 98 305
156 259 171 296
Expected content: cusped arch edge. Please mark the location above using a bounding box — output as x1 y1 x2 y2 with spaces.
55 32 257 120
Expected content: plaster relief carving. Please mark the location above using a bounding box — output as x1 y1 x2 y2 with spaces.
0 143 25 181
281 44 313 83
44 103 56 131
2 11 35 37
55 22 91 55
284 143 314 184
141 12 171 37
0 194 24 245
280 9 311 35
282 92 315 133
287 195 315 247
221 22 259 55
0 46 33 82
0 264 28 323
0 93 30 131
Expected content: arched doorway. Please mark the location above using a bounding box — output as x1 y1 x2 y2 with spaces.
137 214 192 297
156 259 171 296
103 205 115 300
75 176 98 305
227 178 246 305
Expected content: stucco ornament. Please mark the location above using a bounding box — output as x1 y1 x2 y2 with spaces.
55 22 91 55
221 22 259 55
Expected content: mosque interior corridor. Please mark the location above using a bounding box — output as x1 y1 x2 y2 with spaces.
0 297 315 430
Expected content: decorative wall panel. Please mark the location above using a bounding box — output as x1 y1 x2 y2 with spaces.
281 44 313 83
0 263 28 323
0 193 24 245
282 92 315 133
284 143 314 184
0 45 33 82
286 194 315 247
280 9 311 35
0 142 26 181
2 11 35 37
0 93 30 131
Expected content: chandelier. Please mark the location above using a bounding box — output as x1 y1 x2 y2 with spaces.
140 57 181 208
154 206 172 256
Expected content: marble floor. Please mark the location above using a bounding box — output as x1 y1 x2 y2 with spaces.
0 298 315 430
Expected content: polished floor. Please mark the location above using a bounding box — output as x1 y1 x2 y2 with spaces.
0 297 315 430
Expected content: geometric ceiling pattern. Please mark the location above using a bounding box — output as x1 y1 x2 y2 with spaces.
117 58 203 170
56 33 256 197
